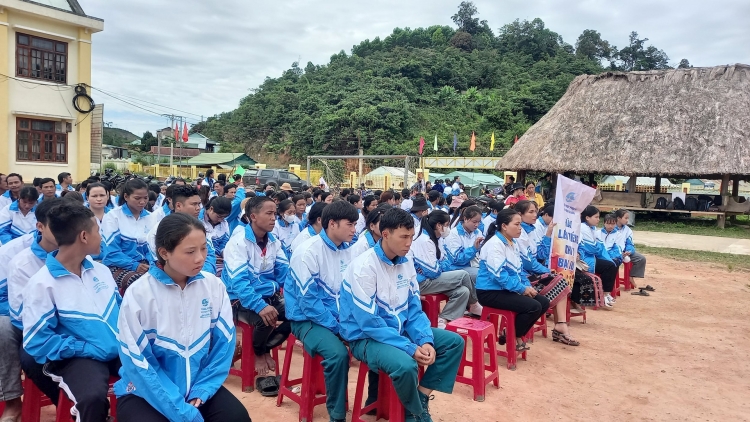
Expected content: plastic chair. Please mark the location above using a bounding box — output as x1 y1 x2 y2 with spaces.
566 296 586 324
446 318 500 401
56 376 119 422
419 294 449 328
527 313 548 342
615 262 633 295
230 320 280 393
276 334 332 422
480 307 532 370
352 363 405 422
20 376 53 422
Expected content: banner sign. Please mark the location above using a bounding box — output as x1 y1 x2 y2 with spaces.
549 175 596 284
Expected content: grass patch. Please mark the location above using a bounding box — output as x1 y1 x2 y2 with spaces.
630 214 750 239
636 244 750 272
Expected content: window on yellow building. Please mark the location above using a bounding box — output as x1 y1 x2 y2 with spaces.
16 118 67 163
16 33 67 84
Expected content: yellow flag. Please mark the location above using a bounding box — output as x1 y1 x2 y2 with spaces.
490 132 495 151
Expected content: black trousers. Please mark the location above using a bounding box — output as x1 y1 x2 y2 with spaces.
595 258 617 293
44 358 121 422
233 293 291 356
477 289 550 337
19 348 60 406
116 386 251 422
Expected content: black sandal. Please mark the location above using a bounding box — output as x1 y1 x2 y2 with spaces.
515 342 530 352
552 329 580 346
255 376 279 397
632 290 650 296
642 285 656 292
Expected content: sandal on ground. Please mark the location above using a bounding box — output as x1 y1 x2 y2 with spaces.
552 329 580 346
255 376 279 397
642 285 656 291
498 330 506 345
515 342 530 352
631 290 650 296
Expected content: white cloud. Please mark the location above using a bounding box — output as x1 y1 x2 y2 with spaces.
83 0 750 135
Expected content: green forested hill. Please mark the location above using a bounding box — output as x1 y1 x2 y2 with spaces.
193 2 678 159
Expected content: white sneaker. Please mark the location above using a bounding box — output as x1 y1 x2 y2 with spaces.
437 318 447 329
469 302 483 316
603 295 614 309
607 293 617 304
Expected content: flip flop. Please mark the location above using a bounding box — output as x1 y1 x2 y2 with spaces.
255 376 279 397
631 290 650 296
642 285 656 292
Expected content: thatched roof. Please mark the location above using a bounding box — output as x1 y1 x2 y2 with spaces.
497 64 750 177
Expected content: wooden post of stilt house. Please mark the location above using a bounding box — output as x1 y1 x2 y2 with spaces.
718 174 730 229
730 176 741 224
654 176 662 194
517 170 527 186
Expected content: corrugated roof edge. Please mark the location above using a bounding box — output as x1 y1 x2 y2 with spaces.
19 0 104 21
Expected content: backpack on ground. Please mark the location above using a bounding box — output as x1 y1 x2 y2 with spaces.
654 197 668 209
673 197 686 210
685 197 699 212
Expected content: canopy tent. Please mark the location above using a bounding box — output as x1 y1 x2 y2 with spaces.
186 153 257 167
442 171 504 196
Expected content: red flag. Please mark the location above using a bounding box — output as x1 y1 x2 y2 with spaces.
514 135 518 144
174 123 179 142
418 136 425 155
469 131 476 151
182 122 189 143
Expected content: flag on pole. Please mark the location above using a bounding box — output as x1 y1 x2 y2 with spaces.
174 123 179 142
453 133 458 152
235 165 246 176
182 123 189 143
418 136 425 155
514 135 519 144
433 135 438 152
490 132 495 151
469 131 476 151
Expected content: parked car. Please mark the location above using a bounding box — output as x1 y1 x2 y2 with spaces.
244 169 305 191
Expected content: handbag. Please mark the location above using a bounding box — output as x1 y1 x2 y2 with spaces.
531 274 572 308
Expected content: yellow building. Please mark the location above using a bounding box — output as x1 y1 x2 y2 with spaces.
0 0 103 182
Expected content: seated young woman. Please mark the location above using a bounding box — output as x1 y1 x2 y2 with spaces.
575 205 618 309
116 213 250 422
476 209 549 351
411 210 482 328
443 205 484 284
614 209 649 290
514 200 577 346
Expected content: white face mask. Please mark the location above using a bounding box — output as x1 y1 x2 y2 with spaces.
283 214 296 224
440 225 451 239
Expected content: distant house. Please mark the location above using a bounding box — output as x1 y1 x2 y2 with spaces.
101 144 129 159
184 133 218 152
187 153 257 168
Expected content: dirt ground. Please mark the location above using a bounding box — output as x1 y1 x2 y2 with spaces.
38 254 750 421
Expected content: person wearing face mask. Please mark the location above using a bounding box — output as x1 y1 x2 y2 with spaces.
443 206 484 286
272 199 301 259
411 210 482 329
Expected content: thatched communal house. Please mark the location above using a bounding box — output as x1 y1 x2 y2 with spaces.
498 64 750 227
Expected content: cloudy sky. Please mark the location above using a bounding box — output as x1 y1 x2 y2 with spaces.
82 0 750 136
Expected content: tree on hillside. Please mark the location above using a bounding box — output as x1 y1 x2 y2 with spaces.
139 131 157 152
451 2 481 35
614 32 671 71
678 59 693 68
497 18 564 61
575 29 613 63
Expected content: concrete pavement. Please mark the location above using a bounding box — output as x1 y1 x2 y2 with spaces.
633 231 750 255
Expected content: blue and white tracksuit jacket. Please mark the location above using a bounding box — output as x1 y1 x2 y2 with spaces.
0 191 17 210
272 217 300 259
116 267 235 422
518 222 549 277
339 243 434 357
599 227 624 264
0 201 37 244
290 224 317 253
616 224 637 255
221 225 289 314
348 230 377 258
482 212 497 236
443 223 481 271
578 223 614 272
533 217 552 265
410 213 422 240
410 230 451 283
88 205 111 261
227 189 246 235
22 254 120 364
55 184 75 197
476 232 528 294
102 206 156 271
147 219 216 274
151 203 172 224
285 230 352 335
200 209 230 256
355 212 366 235
0 232 36 317
7 236 49 330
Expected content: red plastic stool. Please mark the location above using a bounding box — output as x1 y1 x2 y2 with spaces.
566 296 586 324
21 376 53 422
480 307 532 370
615 262 633 296
56 376 119 422
527 313 548 343
277 334 336 422
446 318 499 401
352 363 405 422
420 294 449 328
230 320 280 392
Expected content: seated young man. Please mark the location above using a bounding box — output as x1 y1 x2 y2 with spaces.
22 203 121 422
285 201 358 422
0 198 60 419
600 214 623 265
201 196 232 274
0 186 39 244
339 208 464 422
222 196 291 380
